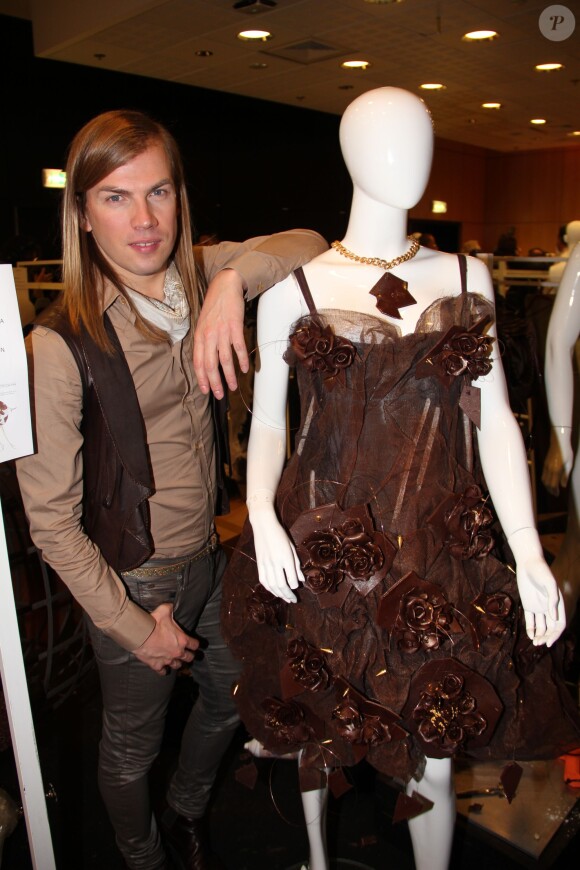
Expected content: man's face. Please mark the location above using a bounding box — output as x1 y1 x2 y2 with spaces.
82 142 178 299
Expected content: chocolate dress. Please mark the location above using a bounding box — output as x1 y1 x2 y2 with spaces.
222 258 580 783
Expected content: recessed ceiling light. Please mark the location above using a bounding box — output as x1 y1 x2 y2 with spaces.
341 60 371 70
462 30 498 41
530 118 547 125
194 50 213 57
482 102 501 109
237 29 272 41
535 63 564 71
420 83 446 90
567 131 580 137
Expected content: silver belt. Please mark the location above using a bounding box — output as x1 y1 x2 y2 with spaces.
122 533 219 579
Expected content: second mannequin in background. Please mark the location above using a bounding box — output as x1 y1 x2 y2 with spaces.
542 241 580 619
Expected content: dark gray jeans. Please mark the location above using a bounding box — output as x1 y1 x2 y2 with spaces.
86 546 240 870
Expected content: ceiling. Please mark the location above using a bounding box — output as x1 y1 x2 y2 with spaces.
3 0 580 152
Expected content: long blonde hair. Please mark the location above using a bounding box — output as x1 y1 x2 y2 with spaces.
61 109 200 350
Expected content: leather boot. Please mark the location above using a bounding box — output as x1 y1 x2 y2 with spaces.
160 807 225 870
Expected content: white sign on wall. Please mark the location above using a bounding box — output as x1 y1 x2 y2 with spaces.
0 264 33 461
0 264 55 868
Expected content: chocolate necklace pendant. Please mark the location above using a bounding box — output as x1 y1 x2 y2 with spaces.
370 271 417 319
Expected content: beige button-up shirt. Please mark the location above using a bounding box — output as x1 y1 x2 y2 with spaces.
16 230 327 651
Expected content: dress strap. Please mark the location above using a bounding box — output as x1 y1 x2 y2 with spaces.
294 266 317 314
458 254 468 294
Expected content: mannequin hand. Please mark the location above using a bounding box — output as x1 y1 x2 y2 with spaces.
541 429 572 496
133 603 199 674
194 268 249 397
249 502 304 603
516 558 565 647
508 528 565 647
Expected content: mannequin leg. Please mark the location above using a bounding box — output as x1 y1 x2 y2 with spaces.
300 778 329 870
406 757 455 870
244 737 299 760
244 740 329 869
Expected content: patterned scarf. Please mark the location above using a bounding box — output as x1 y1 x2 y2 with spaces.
125 262 190 344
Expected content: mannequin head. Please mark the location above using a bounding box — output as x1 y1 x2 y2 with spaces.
339 87 434 210
565 220 580 247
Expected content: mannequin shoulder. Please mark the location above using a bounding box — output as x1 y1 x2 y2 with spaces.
257 273 305 331
399 249 493 300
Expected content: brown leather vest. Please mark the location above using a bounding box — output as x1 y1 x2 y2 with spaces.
42 307 154 572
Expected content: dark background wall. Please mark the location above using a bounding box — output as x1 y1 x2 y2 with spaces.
0 14 350 258
2 14 579 259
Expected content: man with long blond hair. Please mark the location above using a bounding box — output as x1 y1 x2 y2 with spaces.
16 109 326 870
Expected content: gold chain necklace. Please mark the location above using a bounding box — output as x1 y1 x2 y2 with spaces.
331 236 420 271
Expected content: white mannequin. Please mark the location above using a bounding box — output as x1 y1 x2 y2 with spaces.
542 240 580 619
245 87 565 870
548 220 580 286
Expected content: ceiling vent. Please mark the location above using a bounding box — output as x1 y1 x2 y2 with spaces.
233 0 277 13
262 38 351 64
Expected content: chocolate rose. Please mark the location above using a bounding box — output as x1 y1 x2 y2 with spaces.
412 675 487 754
443 485 495 560
441 351 468 377
328 338 357 373
332 700 392 746
441 723 465 751
303 564 343 595
403 593 435 631
486 593 512 617
263 698 312 745
340 538 384 581
474 592 513 639
295 505 393 598
467 358 492 378
420 632 440 651
451 333 480 355
394 587 454 654
332 700 363 741
287 637 331 691
397 629 422 655
338 518 367 542
440 673 464 700
247 585 286 627
461 712 486 738
416 320 495 387
286 317 357 383
302 530 342 568
360 715 391 747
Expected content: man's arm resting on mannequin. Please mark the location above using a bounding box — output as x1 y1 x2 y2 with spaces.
194 229 327 396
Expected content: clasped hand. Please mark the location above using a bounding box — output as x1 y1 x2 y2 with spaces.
133 602 199 674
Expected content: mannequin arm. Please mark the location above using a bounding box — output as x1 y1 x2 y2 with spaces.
544 242 580 480
472 265 565 646
478 378 563 644
246 277 306 602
